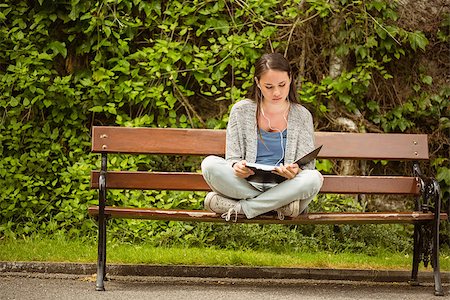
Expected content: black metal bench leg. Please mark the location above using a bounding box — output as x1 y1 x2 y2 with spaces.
409 224 421 286
96 153 108 291
432 219 444 296
431 180 444 296
96 212 107 291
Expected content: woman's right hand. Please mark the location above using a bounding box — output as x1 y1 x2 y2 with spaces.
233 160 255 179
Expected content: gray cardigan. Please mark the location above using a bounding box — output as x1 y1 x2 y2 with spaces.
226 99 316 170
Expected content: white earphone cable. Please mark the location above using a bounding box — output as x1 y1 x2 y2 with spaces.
260 102 290 166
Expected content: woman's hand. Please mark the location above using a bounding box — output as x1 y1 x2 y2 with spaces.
273 163 300 180
233 160 255 179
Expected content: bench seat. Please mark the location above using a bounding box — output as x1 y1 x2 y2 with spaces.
88 206 447 225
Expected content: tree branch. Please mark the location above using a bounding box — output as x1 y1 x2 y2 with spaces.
171 79 206 128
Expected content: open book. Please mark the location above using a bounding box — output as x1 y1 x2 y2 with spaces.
246 145 323 183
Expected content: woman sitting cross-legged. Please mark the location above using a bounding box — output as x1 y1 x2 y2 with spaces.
201 53 323 221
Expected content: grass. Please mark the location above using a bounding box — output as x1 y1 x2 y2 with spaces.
0 236 449 271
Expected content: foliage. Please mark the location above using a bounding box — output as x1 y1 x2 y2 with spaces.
0 0 278 238
0 0 448 249
102 217 414 255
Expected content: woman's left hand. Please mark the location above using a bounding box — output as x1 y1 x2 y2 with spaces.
273 163 300 180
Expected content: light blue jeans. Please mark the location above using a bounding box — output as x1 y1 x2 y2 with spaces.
201 155 323 219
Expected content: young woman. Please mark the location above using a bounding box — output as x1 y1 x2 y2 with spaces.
201 53 323 221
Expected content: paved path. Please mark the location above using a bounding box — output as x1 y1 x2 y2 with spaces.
0 273 447 300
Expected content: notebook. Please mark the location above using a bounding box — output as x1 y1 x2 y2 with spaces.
246 145 323 183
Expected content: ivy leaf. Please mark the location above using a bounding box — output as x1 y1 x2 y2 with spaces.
368 1 386 11
437 167 450 185
260 26 276 38
356 46 368 59
365 36 378 48
336 44 349 56
48 41 67 58
408 31 428 51
421 75 432 85
366 101 379 112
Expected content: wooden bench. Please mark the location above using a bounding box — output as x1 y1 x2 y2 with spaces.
88 126 448 295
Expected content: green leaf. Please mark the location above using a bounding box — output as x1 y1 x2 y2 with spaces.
43 99 52 107
356 46 368 59
369 1 386 11
338 94 352 105
10 98 19 107
421 75 432 85
50 129 59 140
408 31 428 51
104 26 111 38
366 101 379 112
89 106 104 112
365 36 378 48
316 159 333 173
16 31 24 40
335 44 349 56
107 106 117 114
48 41 67 58
260 26 276 38
437 167 450 185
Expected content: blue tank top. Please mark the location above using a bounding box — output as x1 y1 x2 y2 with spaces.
256 129 287 166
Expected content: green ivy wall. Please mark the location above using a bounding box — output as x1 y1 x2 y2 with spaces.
0 0 448 242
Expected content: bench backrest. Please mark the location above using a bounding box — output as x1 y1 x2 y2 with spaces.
92 127 429 160
91 126 428 195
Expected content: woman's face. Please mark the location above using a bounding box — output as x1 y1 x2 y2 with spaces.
257 69 291 104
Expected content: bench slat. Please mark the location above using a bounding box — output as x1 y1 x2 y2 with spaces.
91 127 428 160
88 206 447 225
92 127 226 156
90 171 421 195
